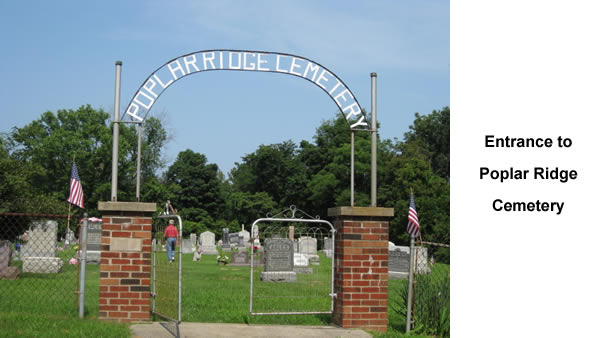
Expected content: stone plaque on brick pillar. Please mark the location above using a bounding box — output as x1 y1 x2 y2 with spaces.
98 201 155 323
328 206 394 333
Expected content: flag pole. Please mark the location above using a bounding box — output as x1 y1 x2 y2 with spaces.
67 203 72 232
67 155 75 232
406 186 416 333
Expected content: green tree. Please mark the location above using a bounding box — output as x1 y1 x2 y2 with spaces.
8 105 169 213
299 116 372 217
229 141 308 209
403 107 450 178
164 150 223 223
224 191 277 226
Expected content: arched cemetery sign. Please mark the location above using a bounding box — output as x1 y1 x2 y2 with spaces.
123 49 370 130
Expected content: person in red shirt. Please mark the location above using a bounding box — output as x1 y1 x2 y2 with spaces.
163 220 179 262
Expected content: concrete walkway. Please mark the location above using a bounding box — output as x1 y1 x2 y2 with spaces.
130 322 372 338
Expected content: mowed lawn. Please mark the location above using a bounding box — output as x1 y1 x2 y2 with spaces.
175 252 334 325
0 250 413 336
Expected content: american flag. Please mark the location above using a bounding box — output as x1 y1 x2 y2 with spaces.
67 161 84 208
407 192 420 238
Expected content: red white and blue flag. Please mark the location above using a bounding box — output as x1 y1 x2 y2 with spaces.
407 192 420 238
67 161 84 208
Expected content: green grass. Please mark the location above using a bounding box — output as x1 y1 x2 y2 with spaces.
387 263 450 337
0 247 131 337
0 312 131 338
1 250 442 337
177 252 333 325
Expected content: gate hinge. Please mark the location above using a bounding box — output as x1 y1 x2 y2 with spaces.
329 293 338 298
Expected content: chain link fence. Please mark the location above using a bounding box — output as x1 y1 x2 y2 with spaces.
389 240 450 337
411 241 450 337
0 213 82 316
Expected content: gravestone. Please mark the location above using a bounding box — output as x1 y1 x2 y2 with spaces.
322 237 333 258
190 233 197 246
298 236 319 263
228 233 240 248
0 240 19 279
324 237 333 250
221 228 230 250
193 245 203 261
65 227 76 245
288 226 294 240
231 251 249 266
261 238 296 282
22 220 63 273
389 246 410 279
181 238 195 254
200 231 218 255
86 219 103 264
251 225 260 248
293 253 312 274
238 230 250 247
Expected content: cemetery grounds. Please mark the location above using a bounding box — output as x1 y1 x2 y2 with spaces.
0 249 445 337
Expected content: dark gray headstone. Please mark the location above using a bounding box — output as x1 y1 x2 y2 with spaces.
228 234 240 246
264 238 294 272
222 228 230 244
389 246 410 280
86 220 102 264
389 248 410 272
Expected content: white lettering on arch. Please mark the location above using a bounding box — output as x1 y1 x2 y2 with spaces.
123 50 371 131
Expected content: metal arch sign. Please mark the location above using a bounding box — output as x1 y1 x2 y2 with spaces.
123 49 371 130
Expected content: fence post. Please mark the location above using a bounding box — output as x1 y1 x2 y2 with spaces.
98 201 156 322
328 206 394 333
79 213 88 318
406 236 415 333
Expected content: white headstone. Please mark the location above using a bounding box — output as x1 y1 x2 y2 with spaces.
181 239 194 254
298 236 318 259
293 253 309 267
239 230 250 246
22 220 63 273
200 231 218 255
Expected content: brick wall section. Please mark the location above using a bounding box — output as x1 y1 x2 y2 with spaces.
98 202 156 323
328 206 394 333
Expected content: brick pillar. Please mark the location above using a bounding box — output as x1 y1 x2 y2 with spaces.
328 206 394 333
98 201 156 322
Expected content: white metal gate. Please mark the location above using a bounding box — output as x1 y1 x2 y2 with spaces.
151 214 183 322
249 206 336 316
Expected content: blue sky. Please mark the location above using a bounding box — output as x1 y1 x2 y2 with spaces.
0 1 449 174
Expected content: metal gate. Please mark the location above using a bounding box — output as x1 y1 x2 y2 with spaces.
249 206 336 316
151 214 182 322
